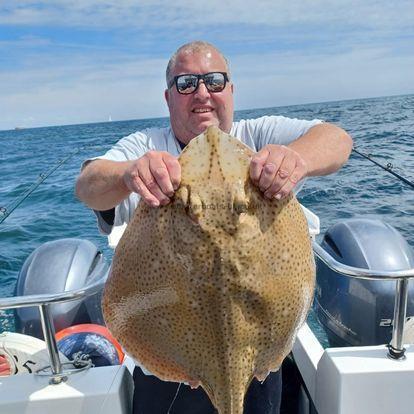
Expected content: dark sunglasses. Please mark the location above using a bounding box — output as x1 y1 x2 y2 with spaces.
168 72 229 94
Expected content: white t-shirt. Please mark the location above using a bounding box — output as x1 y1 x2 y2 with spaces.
90 115 322 236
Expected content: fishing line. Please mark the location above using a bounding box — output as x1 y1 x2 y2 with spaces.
166 382 182 414
0 144 105 224
352 147 414 190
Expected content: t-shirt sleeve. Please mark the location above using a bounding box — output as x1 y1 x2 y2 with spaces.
82 131 153 235
253 115 323 148
85 131 153 165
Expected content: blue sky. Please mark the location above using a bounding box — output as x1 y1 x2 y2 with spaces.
1 1 413 130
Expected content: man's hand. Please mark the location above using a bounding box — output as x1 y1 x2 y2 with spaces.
0 354 12 376
250 144 308 200
124 151 181 207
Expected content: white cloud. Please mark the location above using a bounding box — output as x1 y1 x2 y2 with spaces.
232 45 414 109
1 41 413 130
0 35 51 48
0 53 170 129
1 54 168 93
1 1 413 129
2 1 413 30
3 78 169 128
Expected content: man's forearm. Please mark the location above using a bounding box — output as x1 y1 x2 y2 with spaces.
75 159 132 211
288 123 353 177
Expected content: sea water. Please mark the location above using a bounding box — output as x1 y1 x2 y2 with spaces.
1 94 413 341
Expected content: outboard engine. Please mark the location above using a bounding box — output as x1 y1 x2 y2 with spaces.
314 218 414 347
14 239 109 339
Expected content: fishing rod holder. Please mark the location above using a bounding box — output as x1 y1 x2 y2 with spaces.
313 241 414 360
0 277 106 384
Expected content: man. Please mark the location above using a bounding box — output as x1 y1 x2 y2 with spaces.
76 41 352 413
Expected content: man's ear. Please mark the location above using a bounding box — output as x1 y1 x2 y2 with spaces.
164 89 170 106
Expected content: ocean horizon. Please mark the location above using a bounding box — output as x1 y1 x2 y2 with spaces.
2 92 413 132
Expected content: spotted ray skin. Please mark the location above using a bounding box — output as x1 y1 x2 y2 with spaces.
102 126 315 414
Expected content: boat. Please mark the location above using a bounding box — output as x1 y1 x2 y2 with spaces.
0 206 413 413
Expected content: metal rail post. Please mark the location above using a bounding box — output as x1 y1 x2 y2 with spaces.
38 303 66 383
388 279 410 360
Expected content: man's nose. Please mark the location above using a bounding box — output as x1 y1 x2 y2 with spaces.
194 80 210 99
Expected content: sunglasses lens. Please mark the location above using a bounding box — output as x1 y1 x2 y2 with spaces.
174 73 227 94
205 73 226 92
176 75 198 94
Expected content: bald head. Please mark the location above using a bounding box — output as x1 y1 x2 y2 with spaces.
166 41 230 87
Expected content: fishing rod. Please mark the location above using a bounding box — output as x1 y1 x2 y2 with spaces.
0 144 104 225
352 147 414 190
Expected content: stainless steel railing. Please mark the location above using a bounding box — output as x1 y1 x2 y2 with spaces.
0 276 106 383
313 241 414 360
